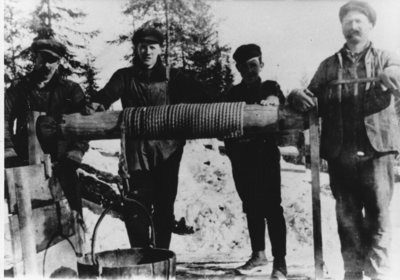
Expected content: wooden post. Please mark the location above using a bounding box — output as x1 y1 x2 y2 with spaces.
309 99 324 280
27 111 44 165
14 175 38 276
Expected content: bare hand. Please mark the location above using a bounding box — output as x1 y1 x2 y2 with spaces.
260 95 279 107
379 66 400 96
82 102 105 115
288 88 316 112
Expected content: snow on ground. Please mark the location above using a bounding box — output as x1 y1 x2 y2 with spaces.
81 139 400 280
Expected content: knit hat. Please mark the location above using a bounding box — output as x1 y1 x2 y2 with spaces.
339 1 377 26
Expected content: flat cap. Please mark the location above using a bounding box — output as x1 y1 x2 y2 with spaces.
339 1 377 26
233 44 262 64
132 27 164 46
31 38 66 58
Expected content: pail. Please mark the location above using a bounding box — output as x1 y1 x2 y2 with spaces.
77 247 175 279
78 198 176 279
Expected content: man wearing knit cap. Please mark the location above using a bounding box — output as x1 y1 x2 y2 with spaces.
288 1 400 279
224 44 287 279
92 26 208 250
4 37 89 218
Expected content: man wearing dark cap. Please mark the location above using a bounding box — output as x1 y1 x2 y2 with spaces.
91 26 208 249
4 37 89 216
288 1 400 279
224 44 287 279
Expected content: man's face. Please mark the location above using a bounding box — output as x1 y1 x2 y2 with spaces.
236 57 264 84
136 42 162 69
341 11 373 45
34 51 60 81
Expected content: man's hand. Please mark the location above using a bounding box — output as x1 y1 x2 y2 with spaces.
379 66 400 97
288 88 316 112
82 102 105 115
260 95 279 107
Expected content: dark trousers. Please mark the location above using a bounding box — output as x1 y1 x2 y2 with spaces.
54 158 82 215
123 151 182 249
328 154 394 279
228 143 286 259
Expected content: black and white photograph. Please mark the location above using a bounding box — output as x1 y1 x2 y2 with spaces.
2 0 400 279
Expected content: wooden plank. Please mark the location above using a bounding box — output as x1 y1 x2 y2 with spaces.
14 171 38 276
5 165 54 214
6 199 76 274
27 111 44 165
8 211 24 277
309 101 324 280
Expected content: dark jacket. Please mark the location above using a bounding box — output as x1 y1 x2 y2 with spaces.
92 58 208 171
224 78 285 159
4 72 89 163
308 43 400 160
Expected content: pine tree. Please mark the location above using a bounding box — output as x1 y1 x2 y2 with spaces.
110 0 233 100
82 55 99 100
28 0 99 80
4 0 33 84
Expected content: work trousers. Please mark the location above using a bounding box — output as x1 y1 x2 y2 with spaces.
54 158 82 215
123 151 182 249
228 142 286 259
328 154 395 279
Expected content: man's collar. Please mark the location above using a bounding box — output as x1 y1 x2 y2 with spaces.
132 57 167 82
240 77 262 88
341 41 373 62
27 71 61 89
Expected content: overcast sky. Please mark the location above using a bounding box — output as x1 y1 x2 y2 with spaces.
3 0 400 92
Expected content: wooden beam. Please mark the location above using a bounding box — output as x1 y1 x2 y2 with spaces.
37 104 306 142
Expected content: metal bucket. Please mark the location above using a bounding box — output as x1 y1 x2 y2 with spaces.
77 247 175 279
78 198 176 279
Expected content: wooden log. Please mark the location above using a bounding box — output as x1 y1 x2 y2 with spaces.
37 104 306 141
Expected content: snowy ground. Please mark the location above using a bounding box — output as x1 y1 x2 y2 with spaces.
81 139 400 280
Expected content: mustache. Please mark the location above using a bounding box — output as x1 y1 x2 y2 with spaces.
345 30 361 37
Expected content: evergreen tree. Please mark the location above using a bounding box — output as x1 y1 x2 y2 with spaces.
110 0 233 100
29 0 99 80
82 55 99 100
4 0 33 83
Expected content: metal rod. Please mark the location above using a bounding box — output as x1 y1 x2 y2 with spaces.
329 77 379 86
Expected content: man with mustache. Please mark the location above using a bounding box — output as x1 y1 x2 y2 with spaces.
288 1 400 279
4 37 89 217
92 26 208 249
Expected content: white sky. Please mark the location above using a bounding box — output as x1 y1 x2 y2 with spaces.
3 0 400 93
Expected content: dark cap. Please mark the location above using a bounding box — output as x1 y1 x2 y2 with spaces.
339 1 377 26
132 27 164 46
233 44 262 64
31 38 66 58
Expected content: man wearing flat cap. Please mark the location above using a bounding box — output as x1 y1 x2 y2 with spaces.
288 1 400 279
224 44 287 279
4 37 89 217
92 26 208 249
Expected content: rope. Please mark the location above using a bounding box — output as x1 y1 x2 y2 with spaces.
121 102 245 140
